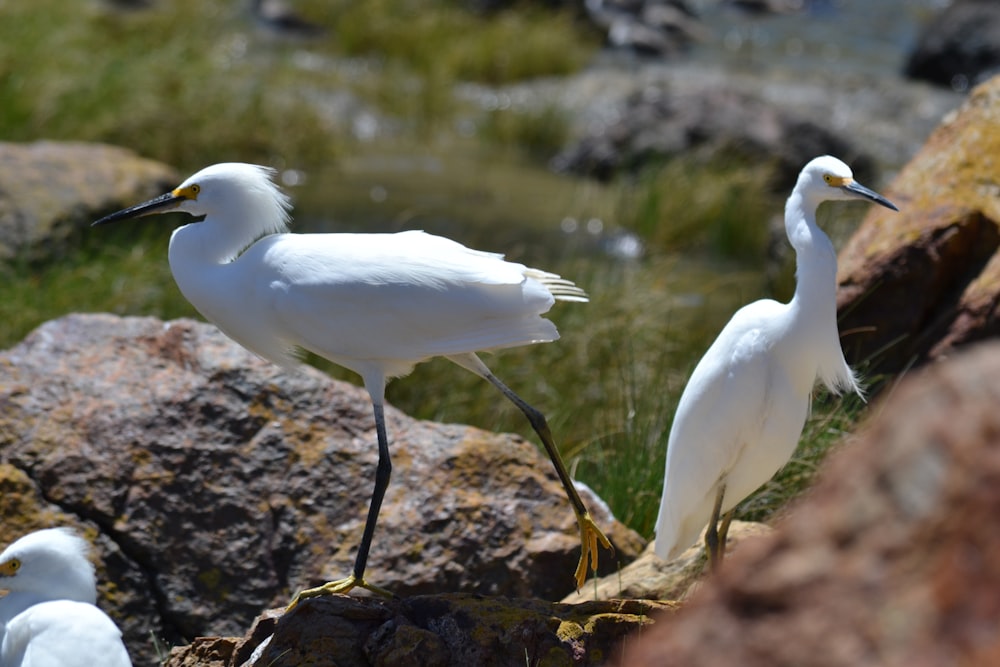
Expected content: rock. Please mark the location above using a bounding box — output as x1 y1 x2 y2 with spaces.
0 313 643 666
0 141 178 263
611 341 1000 666
837 75 1000 378
552 84 870 190
719 0 803 15
164 594 674 667
592 0 707 57
562 521 771 604
904 0 1000 91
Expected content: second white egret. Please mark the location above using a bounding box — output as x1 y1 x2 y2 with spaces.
93 163 612 601
654 155 898 568
0 528 131 667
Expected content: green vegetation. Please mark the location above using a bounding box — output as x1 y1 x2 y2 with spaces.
0 0 866 542
618 158 777 261
0 0 596 171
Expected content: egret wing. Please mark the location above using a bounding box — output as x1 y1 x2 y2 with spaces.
257 231 561 372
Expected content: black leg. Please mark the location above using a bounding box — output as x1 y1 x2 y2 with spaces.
706 482 727 571
481 371 612 588
287 398 395 606
352 400 392 580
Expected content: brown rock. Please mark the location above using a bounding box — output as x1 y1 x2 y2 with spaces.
164 595 673 667
837 76 1000 376
0 313 642 666
0 141 178 262
561 521 771 605
612 341 1000 667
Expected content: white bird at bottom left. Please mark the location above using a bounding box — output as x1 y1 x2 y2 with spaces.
0 528 131 667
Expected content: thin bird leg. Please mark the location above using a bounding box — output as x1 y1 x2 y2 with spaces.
483 371 613 590
705 482 727 571
288 400 395 608
718 508 734 558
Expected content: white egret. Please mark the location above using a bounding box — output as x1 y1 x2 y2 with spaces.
654 156 898 568
92 163 612 601
0 528 131 667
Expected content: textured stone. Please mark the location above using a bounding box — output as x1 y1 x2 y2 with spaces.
164 595 673 667
0 141 177 262
0 313 642 666
612 341 1000 667
837 75 1000 376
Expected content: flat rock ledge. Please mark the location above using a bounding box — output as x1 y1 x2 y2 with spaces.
164 594 675 667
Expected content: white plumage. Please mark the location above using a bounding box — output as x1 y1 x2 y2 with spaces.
655 156 898 564
94 163 610 598
0 528 130 667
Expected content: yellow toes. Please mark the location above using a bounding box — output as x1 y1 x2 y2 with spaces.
286 575 394 611
573 512 613 590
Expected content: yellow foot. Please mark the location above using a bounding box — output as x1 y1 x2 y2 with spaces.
286 575 395 611
573 511 613 590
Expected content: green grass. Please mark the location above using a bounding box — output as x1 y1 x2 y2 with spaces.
617 157 778 261
479 105 573 161
328 0 594 84
0 225 195 347
0 0 596 171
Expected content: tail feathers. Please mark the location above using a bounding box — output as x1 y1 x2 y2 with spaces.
525 269 588 303
820 362 865 401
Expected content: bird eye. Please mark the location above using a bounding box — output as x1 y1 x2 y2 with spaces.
1 557 21 575
823 174 834 184
190 184 201 195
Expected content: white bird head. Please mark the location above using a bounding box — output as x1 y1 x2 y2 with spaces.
0 528 97 606
93 162 293 241
795 155 898 212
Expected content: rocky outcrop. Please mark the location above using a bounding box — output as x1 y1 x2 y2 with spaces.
612 340 1000 666
0 313 642 666
837 75 1000 377
904 0 1000 90
0 141 177 263
552 84 870 190
165 595 673 667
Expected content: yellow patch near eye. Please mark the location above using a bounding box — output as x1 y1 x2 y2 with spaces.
173 183 201 200
0 558 21 576
823 174 850 187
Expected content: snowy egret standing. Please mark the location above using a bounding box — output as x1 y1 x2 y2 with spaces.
93 163 612 600
654 156 898 568
0 528 131 667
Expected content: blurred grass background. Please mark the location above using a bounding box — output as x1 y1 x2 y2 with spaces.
0 0 866 542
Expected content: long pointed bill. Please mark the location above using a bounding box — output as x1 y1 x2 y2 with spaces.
842 180 898 212
92 191 185 226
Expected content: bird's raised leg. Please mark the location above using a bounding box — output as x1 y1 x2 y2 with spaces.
451 355 613 590
705 482 729 571
289 391 395 609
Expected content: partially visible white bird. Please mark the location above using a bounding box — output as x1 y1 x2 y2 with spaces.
93 163 612 601
0 528 131 667
655 155 898 568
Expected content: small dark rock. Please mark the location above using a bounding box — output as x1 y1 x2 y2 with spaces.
904 0 1000 90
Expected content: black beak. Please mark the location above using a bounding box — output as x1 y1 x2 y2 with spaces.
92 191 184 226
842 180 898 212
